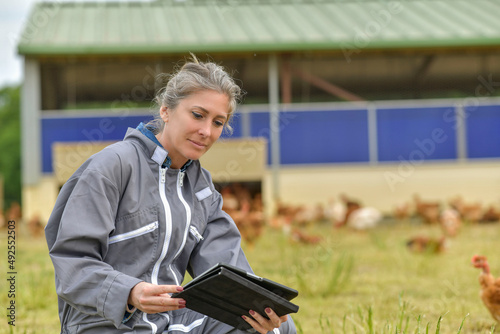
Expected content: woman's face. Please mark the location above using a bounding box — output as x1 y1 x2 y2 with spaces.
158 90 230 169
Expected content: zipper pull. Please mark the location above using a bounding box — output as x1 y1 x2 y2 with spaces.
161 168 166 184
190 226 204 241
178 171 185 187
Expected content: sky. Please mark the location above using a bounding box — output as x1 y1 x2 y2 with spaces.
0 0 39 87
0 0 148 88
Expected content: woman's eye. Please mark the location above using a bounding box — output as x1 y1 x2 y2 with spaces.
214 120 224 127
192 112 203 119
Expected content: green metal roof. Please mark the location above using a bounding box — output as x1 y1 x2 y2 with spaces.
17 0 500 55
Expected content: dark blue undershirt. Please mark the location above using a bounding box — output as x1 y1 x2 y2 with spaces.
136 122 192 171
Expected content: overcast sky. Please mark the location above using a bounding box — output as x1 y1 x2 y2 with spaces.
1 0 153 88
0 0 38 87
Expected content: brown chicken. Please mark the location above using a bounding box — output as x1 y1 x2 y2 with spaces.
406 235 447 254
290 228 322 245
471 255 500 322
449 196 483 223
231 199 264 250
393 201 411 221
413 194 441 224
482 205 500 223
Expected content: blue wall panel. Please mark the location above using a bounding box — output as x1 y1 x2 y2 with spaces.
249 112 272 164
221 112 242 139
41 103 500 174
466 105 500 159
42 115 152 173
279 109 369 164
377 107 457 162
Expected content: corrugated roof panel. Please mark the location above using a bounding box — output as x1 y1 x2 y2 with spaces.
416 2 473 39
208 5 251 43
311 3 353 41
50 5 71 44
403 2 438 37
149 4 172 44
452 2 498 36
469 0 500 34
303 4 344 41
170 7 199 44
157 4 181 45
251 5 295 42
105 5 123 45
17 0 500 55
400 2 450 39
36 5 61 44
360 1 404 41
128 5 148 43
382 3 431 41
190 6 226 44
434 2 473 37
138 5 156 44
235 5 275 43
79 6 98 45
280 4 325 42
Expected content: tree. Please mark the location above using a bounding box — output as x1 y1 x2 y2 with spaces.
0 85 21 210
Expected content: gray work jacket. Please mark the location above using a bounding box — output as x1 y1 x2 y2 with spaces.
45 127 252 333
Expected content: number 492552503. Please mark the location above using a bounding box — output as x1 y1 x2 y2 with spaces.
7 220 16 271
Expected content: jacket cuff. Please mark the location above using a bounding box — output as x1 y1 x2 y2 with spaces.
122 303 138 323
98 272 143 328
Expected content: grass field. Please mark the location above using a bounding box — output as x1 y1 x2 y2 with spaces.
1 219 500 334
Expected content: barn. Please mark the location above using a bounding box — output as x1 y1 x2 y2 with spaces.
17 0 500 222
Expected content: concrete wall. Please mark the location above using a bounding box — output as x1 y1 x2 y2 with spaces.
23 159 500 225
262 161 500 216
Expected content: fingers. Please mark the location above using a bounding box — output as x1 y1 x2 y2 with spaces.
142 283 184 295
128 282 186 314
242 308 288 334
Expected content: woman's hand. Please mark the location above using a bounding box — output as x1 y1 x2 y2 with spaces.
242 308 288 334
127 282 186 314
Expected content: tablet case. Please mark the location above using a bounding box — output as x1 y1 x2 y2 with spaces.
171 263 299 330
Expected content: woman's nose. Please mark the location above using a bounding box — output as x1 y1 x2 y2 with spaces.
198 121 211 137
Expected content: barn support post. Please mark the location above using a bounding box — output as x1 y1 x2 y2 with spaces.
268 53 281 203
456 103 467 161
367 103 379 165
21 58 42 186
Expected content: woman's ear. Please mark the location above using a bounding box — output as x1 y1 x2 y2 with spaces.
160 106 168 122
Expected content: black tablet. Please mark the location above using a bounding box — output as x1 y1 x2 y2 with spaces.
172 263 299 330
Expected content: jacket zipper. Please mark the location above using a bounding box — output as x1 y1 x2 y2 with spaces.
167 170 193 285
108 221 158 245
151 167 173 286
189 225 204 242
178 171 185 187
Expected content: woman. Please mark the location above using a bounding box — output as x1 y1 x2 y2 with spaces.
45 55 297 334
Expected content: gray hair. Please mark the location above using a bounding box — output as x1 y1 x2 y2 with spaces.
150 54 242 134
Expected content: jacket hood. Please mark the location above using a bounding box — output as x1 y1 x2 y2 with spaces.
123 127 168 167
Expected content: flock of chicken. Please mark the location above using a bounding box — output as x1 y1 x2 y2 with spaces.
2 184 500 324
402 194 500 254
221 185 500 324
221 185 500 251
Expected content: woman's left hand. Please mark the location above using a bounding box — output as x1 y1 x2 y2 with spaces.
242 308 288 334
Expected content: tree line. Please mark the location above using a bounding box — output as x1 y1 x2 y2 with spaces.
0 84 21 210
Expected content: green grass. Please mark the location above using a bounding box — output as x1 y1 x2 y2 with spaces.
1 220 500 333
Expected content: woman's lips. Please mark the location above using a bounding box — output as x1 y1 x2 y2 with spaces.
189 139 206 148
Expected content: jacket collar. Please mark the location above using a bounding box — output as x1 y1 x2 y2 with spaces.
128 123 193 171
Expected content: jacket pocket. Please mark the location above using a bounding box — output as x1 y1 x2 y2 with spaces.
104 205 160 275
109 221 158 245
